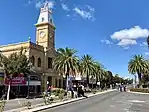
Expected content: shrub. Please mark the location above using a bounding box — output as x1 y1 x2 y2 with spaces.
129 88 149 93
22 101 32 109
42 92 53 105
0 100 5 112
52 88 65 97
58 89 65 100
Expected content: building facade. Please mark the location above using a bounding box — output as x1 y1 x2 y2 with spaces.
0 3 63 94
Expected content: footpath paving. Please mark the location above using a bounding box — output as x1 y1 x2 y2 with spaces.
4 89 115 112
4 98 44 111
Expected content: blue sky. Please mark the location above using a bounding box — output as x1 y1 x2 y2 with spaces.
0 0 149 78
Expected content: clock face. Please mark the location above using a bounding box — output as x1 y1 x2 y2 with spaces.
40 31 45 38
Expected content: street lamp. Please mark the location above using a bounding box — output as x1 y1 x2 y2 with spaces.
26 62 32 99
42 47 55 92
26 74 30 98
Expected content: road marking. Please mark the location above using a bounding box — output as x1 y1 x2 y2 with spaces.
128 100 145 103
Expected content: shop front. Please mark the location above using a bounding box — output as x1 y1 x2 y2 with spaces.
4 74 27 98
4 73 41 98
26 75 41 97
0 72 4 98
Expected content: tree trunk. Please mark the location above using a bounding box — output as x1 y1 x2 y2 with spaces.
134 75 137 88
7 82 11 101
86 74 89 88
66 73 69 91
137 72 142 88
6 74 12 101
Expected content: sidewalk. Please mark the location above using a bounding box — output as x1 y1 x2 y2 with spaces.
4 89 115 112
4 98 44 111
128 90 149 95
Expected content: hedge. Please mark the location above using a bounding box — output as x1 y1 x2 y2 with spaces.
129 88 149 93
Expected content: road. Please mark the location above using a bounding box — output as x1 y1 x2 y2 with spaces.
41 91 149 112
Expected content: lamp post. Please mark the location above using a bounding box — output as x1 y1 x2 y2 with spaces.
27 75 30 98
43 46 55 92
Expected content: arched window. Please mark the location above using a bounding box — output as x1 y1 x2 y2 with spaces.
38 57 41 67
48 57 52 68
30 56 35 66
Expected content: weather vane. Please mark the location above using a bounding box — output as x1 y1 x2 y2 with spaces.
43 1 49 8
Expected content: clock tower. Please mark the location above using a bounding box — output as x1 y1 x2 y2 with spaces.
35 2 55 49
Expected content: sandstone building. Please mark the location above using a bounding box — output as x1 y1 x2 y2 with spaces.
0 3 63 94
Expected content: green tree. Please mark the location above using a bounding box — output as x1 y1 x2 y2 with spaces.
53 47 79 90
113 74 121 84
80 54 95 87
106 71 113 88
128 55 148 87
100 70 109 89
1 49 31 100
0 52 3 67
93 62 104 84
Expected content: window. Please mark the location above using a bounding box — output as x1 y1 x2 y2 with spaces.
38 58 41 67
30 56 35 66
47 76 52 86
42 17 44 22
55 79 57 87
48 58 52 68
50 18 53 23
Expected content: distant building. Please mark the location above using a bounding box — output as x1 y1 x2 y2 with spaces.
0 3 63 95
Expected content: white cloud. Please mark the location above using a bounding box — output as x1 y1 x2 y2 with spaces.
73 5 95 21
66 14 70 17
111 26 149 47
61 3 70 11
111 26 149 40
101 39 112 45
123 46 129 50
27 0 32 4
144 52 149 56
117 39 137 46
140 42 148 47
35 1 42 8
28 0 55 9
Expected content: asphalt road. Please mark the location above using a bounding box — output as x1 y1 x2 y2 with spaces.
41 91 149 112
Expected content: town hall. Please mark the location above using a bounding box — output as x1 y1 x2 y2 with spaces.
0 2 63 95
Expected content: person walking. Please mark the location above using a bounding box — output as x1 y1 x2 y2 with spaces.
123 85 126 92
119 85 122 92
77 85 88 98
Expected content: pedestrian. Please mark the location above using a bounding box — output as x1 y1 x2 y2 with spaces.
77 85 88 98
123 85 126 92
119 85 122 92
73 84 78 98
47 85 52 96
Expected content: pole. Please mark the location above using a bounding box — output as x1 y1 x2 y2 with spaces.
27 75 30 97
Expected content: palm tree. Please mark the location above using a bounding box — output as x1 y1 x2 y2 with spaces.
80 54 95 87
93 62 104 84
53 47 79 90
128 55 148 87
0 51 4 67
100 70 109 89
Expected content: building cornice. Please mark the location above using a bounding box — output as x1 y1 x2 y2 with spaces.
35 22 56 29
